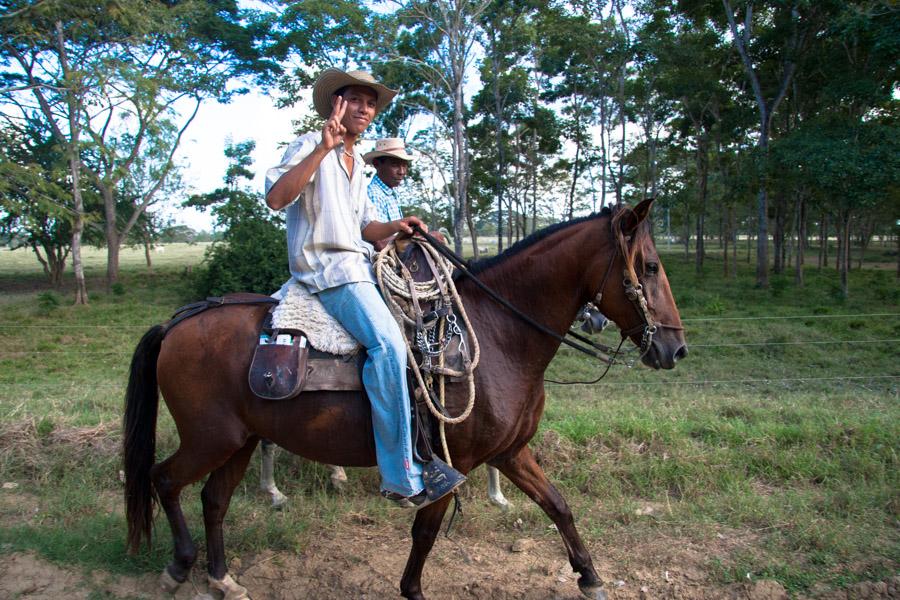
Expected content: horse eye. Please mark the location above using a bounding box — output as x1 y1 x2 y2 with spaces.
646 262 659 275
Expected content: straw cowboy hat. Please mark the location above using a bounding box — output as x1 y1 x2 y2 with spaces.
363 138 416 165
312 68 397 119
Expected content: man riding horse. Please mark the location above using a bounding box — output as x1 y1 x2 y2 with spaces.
264 68 464 509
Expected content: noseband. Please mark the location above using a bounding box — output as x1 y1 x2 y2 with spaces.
590 223 683 362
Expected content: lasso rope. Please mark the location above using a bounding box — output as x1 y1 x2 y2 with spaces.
374 239 480 468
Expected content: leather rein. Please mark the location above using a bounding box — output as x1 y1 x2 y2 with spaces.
411 223 680 384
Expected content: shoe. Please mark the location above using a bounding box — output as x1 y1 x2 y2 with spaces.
381 490 437 510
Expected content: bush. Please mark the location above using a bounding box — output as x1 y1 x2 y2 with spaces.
36 291 60 313
192 194 289 297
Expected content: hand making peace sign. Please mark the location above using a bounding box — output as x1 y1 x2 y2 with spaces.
321 96 347 151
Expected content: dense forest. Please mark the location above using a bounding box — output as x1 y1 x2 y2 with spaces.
1 0 898 300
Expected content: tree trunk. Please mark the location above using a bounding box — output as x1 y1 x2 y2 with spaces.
492 43 505 253
835 216 843 274
103 187 120 290
839 213 850 298
794 192 804 286
451 79 469 258
723 207 730 278
722 0 798 288
567 126 581 219
747 229 752 263
773 190 785 274
857 217 872 269
143 233 153 273
695 213 705 274
599 99 607 207
70 153 88 304
730 206 737 277
896 231 899 279
695 141 708 274
56 20 87 305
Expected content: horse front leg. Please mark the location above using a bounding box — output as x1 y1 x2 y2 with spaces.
399 495 453 600
497 446 607 600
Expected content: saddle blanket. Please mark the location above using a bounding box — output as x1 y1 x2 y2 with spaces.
271 280 360 356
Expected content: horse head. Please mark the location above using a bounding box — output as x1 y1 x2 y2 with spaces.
593 199 687 370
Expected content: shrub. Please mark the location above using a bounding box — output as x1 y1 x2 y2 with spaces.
192 194 289 297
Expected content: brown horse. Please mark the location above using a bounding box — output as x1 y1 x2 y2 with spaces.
123 200 686 600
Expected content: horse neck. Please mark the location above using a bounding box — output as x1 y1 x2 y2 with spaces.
463 219 609 369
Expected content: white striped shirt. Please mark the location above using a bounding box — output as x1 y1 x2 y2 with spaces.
265 132 379 293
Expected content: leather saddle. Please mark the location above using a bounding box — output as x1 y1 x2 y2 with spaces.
248 239 465 400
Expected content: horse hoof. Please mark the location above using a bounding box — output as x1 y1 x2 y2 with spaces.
270 490 288 508
488 494 512 511
159 568 182 593
578 584 607 600
208 573 250 600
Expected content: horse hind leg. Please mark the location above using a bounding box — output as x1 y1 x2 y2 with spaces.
486 465 511 510
202 437 260 598
151 448 219 590
259 439 288 508
328 464 348 492
496 446 607 600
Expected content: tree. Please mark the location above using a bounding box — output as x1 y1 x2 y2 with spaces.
187 140 288 297
720 0 806 287
1 0 275 297
0 124 100 287
381 0 492 257
474 0 534 251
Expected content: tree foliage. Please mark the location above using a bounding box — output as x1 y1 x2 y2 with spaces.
187 141 288 297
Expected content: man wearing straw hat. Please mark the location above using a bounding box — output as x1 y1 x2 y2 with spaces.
265 69 460 509
364 138 413 250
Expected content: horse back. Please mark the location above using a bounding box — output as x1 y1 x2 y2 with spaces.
156 304 378 467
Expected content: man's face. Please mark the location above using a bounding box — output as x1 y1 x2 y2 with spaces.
375 156 410 188
338 85 378 135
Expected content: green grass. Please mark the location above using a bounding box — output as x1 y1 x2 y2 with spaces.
0 241 897 595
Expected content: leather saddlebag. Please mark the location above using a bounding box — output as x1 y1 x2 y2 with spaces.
248 333 309 400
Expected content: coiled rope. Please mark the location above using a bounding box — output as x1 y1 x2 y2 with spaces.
374 239 480 467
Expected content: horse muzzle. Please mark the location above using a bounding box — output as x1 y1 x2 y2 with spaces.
640 339 688 370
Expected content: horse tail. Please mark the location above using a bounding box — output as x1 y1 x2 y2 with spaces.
123 324 166 554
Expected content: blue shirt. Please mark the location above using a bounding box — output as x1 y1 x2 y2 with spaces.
367 174 403 222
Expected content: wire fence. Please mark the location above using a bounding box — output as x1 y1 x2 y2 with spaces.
0 313 896 391
0 311 897 328
0 375 897 389
2 337 900 356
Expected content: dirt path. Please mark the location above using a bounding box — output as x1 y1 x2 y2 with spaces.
2 525 897 599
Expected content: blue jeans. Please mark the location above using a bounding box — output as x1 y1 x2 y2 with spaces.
317 282 424 497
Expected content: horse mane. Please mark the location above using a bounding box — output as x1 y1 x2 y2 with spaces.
609 204 653 284
463 203 652 279
464 206 613 276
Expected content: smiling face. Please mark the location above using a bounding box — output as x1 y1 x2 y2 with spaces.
373 156 410 188
337 85 378 135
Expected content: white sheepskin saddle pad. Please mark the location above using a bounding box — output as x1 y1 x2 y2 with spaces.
270 280 360 356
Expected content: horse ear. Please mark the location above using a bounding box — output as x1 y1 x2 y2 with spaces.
620 198 655 235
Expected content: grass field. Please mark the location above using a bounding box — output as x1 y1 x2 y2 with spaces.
0 241 897 597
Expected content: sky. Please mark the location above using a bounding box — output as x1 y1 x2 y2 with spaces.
170 89 304 232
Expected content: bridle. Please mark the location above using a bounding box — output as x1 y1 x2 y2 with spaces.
409 219 681 384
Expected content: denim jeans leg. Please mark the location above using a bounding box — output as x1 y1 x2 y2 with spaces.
317 282 424 497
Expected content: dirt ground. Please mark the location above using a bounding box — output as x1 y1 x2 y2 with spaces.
2 522 898 600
